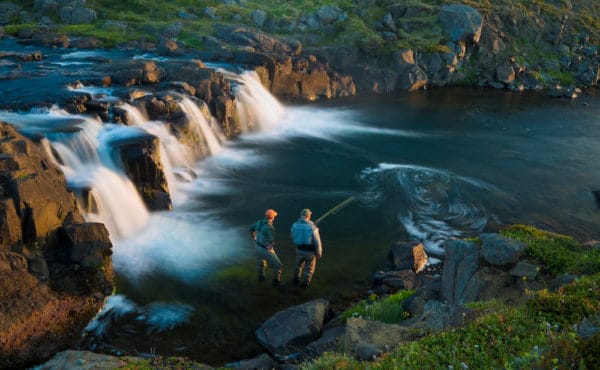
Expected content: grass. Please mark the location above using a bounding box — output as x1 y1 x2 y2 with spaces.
303 272 600 369
501 224 600 275
342 290 414 324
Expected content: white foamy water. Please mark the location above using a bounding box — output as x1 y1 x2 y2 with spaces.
84 294 194 338
359 163 500 255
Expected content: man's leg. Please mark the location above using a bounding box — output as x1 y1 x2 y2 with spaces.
255 246 267 281
302 252 317 287
265 249 283 283
294 252 306 284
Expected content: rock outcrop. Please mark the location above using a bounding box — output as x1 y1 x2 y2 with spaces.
255 298 329 355
0 122 113 369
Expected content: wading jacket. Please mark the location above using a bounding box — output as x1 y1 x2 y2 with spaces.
250 218 275 249
291 218 322 257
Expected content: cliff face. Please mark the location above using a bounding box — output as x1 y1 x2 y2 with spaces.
0 122 113 369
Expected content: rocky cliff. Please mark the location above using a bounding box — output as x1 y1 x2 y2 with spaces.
0 122 114 368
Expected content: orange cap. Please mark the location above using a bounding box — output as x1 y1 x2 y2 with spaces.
264 209 278 219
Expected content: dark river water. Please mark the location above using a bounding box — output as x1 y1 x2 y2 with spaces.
1 39 600 365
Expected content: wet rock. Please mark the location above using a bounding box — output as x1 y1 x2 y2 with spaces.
109 60 165 86
111 131 172 211
62 222 111 269
388 241 428 273
439 4 483 44
158 35 185 56
397 64 428 92
255 298 329 355
496 65 516 84
480 233 526 266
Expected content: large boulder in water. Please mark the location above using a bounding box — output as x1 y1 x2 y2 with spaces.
439 5 483 44
255 298 329 355
110 131 172 211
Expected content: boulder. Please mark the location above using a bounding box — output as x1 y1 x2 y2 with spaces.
62 222 112 269
420 300 471 332
255 298 329 355
439 5 483 44
316 6 346 25
344 317 418 359
496 65 516 84
509 261 539 279
226 353 277 369
109 60 164 86
158 36 185 56
33 350 131 370
111 131 172 211
59 6 97 24
214 25 299 55
397 64 428 92
480 233 526 266
388 241 426 270
441 239 479 304
251 10 267 28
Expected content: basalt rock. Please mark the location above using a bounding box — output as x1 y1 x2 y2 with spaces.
111 131 172 211
0 121 113 369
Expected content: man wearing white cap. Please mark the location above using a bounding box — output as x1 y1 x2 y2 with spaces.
290 208 322 288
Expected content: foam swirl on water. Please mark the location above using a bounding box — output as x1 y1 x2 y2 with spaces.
359 163 499 255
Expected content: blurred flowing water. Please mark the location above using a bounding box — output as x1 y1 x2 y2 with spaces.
2 39 600 365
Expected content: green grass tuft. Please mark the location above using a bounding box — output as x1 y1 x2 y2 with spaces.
342 290 414 324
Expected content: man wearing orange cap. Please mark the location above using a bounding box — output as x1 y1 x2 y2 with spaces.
250 209 283 285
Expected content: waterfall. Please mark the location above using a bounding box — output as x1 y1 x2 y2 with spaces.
231 71 284 132
41 112 150 239
177 97 223 156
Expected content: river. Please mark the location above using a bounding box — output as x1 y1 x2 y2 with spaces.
1 39 600 365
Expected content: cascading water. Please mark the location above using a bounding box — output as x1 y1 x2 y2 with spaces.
177 96 224 156
230 71 284 132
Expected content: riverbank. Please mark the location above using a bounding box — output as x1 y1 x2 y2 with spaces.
1 1 599 99
35 225 600 369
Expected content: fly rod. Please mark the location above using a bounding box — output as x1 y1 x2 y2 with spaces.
314 195 356 225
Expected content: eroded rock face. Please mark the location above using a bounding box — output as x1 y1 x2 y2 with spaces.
0 121 113 369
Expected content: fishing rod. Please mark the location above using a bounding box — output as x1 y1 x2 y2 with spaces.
314 195 356 225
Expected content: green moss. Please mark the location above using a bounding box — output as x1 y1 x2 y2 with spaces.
500 224 600 275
